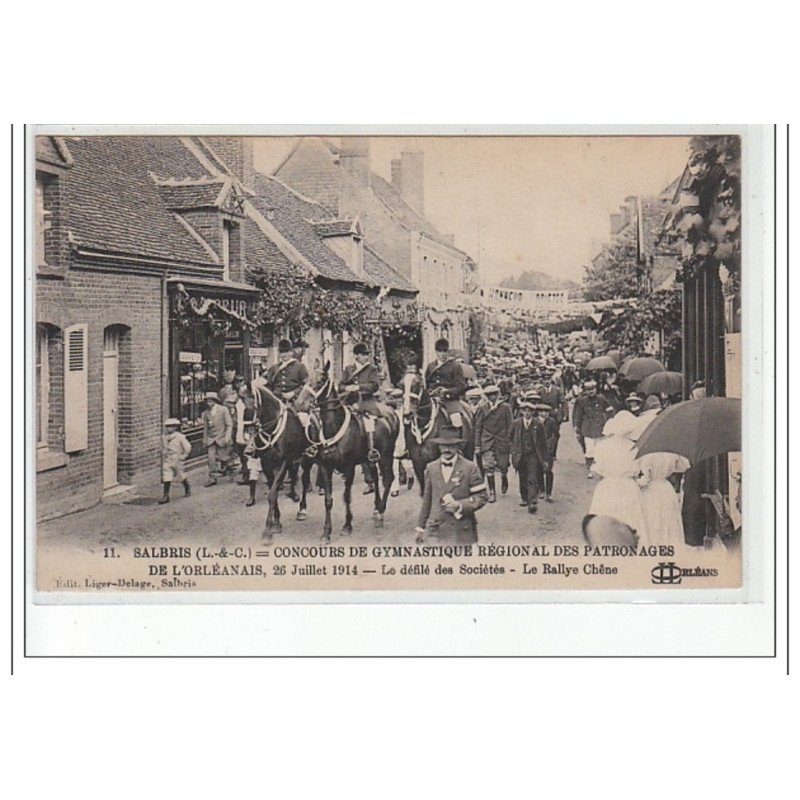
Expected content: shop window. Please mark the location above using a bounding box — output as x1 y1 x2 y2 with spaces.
175 323 223 432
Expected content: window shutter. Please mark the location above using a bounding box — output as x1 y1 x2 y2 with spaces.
64 323 88 452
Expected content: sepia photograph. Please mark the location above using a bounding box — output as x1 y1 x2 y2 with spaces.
32 129 748 594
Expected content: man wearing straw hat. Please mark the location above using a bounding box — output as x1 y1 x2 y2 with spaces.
474 384 513 502
202 391 233 487
415 427 488 544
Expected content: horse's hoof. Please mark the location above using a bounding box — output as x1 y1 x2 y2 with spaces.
341 525 353 535
296 510 308 521
268 523 282 535
321 533 331 542
262 530 273 541
373 515 384 528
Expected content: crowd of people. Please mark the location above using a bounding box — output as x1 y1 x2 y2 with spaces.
158 329 737 552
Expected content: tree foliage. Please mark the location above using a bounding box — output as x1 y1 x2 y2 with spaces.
598 290 682 366
582 232 640 301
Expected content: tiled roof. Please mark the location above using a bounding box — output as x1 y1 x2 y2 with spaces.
154 178 225 209
64 137 220 265
250 174 363 285
243 216 295 278
313 219 356 237
369 172 450 245
364 246 417 294
36 136 73 168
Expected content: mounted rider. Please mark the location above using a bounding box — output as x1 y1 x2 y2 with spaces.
424 337 467 429
340 342 386 459
265 338 309 403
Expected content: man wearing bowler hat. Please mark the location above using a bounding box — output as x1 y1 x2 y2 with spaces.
415 427 488 544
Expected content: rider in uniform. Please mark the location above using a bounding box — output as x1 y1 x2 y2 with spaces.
340 342 383 457
266 338 309 402
424 337 467 428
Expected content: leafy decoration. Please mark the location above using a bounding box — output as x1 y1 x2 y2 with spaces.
669 135 741 284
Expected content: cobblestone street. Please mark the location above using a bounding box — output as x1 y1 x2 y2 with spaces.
38 423 593 558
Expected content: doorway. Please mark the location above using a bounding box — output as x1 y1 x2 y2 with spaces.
103 328 119 489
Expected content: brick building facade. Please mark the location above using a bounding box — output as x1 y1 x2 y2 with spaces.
35 135 418 520
34 136 260 521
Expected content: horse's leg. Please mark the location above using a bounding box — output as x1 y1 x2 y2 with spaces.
342 464 356 534
264 460 288 538
321 463 334 542
375 454 394 522
286 460 300 502
296 458 312 521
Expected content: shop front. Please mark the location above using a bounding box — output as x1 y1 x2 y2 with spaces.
168 280 261 459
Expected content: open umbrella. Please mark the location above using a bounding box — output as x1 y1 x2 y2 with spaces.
618 357 666 382
635 397 741 463
606 349 623 368
586 355 618 371
638 371 683 397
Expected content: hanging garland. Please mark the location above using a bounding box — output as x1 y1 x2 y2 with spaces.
248 265 377 336
172 283 262 336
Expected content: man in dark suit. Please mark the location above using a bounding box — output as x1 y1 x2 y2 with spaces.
510 399 550 514
415 428 488 544
473 384 513 502
424 338 467 428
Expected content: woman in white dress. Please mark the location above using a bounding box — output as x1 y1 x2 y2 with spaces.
589 411 650 545
637 452 691 550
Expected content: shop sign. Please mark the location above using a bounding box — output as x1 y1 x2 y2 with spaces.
249 347 271 357
179 351 202 364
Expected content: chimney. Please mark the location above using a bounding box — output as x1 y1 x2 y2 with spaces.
621 196 637 227
391 158 402 189
339 137 371 187
398 151 424 215
207 137 254 190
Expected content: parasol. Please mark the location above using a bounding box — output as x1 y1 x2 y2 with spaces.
618 357 666 382
606 349 623 368
635 397 741 463
586 355 619 371
638 371 684 397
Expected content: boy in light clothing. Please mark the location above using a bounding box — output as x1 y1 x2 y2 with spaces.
160 418 192 504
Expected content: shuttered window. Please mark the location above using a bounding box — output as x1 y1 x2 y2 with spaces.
63 323 88 452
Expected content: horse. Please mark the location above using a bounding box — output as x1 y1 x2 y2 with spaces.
251 382 315 539
399 371 474 493
310 364 400 541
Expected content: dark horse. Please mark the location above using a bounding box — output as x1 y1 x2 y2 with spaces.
311 365 400 541
252 382 314 539
399 371 474 493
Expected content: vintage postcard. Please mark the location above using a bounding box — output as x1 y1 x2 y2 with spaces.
30 127 763 598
